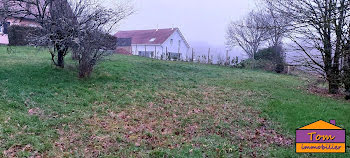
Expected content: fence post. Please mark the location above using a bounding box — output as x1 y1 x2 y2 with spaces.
166 47 168 60
287 65 290 74
208 48 211 64
161 47 164 60
192 48 194 62
136 44 138 55
155 46 157 59
226 50 229 65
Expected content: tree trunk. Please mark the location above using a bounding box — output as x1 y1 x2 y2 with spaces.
327 73 340 94
328 82 340 94
72 51 79 60
55 44 67 68
345 82 350 100
78 67 87 78
78 53 93 78
71 47 80 60
343 51 350 100
79 64 92 78
57 50 65 68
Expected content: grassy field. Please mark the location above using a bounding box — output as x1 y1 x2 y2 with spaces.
0 46 349 157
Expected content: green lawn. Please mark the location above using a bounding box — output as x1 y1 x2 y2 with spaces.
0 46 349 157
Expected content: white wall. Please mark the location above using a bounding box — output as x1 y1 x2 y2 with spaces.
132 45 163 59
161 30 190 60
0 34 9 45
131 29 190 60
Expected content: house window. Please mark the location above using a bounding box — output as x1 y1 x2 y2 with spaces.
178 40 181 47
170 39 173 45
0 24 3 34
0 22 10 34
149 38 156 42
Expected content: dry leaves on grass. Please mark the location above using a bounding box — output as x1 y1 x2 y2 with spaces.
3 144 42 158
28 108 43 116
307 85 347 100
53 86 292 156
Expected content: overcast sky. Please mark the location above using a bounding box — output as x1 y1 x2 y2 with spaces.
116 0 256 50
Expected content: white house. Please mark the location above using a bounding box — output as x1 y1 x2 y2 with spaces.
114 28 190 60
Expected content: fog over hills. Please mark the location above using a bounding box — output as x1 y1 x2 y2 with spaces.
114 0 255 63
189 41 247 63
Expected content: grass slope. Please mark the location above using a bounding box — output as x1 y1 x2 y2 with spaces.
0 46 349 157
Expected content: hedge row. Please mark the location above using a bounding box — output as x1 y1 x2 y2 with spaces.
8 25 44 46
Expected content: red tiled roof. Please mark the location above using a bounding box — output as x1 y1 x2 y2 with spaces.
114 28 177 45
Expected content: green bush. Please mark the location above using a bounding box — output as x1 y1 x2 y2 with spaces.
237 46 286 73
254 46 285 73
8 25 44 46
238 59 275 71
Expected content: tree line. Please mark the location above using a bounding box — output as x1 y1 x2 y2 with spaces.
226 0 350 99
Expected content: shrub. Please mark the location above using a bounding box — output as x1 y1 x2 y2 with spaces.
254 46 285 73
238 59 275 71
72 31 117 78
8 25 44 46
275 62 285 73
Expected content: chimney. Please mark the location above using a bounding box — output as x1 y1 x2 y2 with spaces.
330 120 336 125
156 24 159 31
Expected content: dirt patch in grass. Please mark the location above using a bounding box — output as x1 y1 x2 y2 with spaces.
53 86 292 157
298 73 349 101
307 85 348 101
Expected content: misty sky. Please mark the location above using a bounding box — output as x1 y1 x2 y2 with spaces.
116 0 255 50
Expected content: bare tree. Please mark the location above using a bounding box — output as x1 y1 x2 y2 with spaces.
255 3 291 73
69 0 133 77
343 16 350 99
1 0 133 77
344 47 350 99
260 2 290 48
0 0 77 68
226 11 270 59
266 0 350 94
